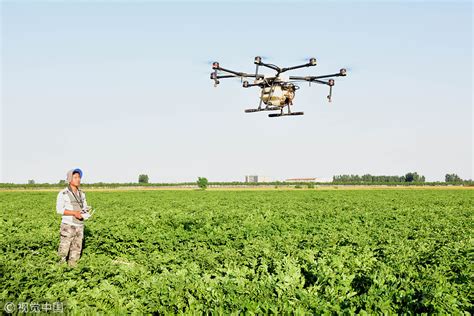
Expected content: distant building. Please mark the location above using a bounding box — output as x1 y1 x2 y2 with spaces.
285 177 332 183
245 175 271 183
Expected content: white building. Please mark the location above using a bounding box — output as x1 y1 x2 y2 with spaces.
245 175 271 183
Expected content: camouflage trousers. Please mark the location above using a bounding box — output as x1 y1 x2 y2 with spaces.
58 223 84 266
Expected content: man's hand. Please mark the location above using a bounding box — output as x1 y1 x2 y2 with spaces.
73 211 83 220
63 209 84 220
65 210 83 220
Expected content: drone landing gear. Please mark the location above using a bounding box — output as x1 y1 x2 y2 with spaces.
269 111 304 117
244 106 280 113
268 105 304 118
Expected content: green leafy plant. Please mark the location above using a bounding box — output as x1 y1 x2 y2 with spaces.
0 189 472 313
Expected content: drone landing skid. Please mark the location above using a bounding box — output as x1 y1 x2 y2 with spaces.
269 112 304 118
245 106 280 113
245 104 304 117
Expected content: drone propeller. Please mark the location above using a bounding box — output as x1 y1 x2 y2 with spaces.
204 60 224 67
339 65 355 73
297 56 315 62
295 57 317 64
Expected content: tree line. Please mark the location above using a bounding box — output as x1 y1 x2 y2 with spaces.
3 172 471 189
332 172 471 184
333 172 425 183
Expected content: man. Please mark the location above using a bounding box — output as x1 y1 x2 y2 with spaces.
56 168 89 266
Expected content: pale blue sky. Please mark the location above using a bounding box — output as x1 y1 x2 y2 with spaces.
1 1 472 183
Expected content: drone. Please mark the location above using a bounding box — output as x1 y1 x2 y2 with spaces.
210 56 347 117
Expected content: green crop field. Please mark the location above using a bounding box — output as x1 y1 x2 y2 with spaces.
1 189 473 314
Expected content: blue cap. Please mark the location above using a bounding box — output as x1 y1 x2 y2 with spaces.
73 168 83 178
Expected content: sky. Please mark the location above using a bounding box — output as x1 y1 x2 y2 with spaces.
1 0 472 183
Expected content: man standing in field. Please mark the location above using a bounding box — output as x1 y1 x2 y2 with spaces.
56 168 90 267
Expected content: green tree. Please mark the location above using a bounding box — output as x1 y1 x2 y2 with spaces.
197 177 208 190
27 179 35 185
138 174 149 184
404 172 420 182
445 173 462 182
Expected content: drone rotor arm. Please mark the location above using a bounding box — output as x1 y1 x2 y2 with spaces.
254 61 281 73
215 66 262 78
242 82 263 88
288 76 328 83
214 73 264 79
213 74 237 79
288 77 335 102
288 68 347 82
289 76 339 84
210 64 264 86
309 73 346 80
280 58 317 73
281 63 312 73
